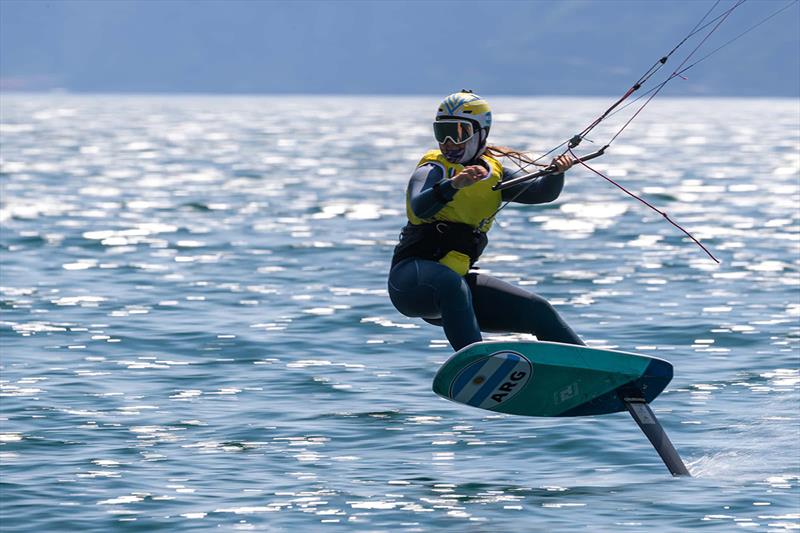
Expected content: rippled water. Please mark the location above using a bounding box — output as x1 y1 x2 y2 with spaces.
1 94 798 531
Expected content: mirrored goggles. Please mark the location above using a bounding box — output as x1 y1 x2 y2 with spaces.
433 119 476 144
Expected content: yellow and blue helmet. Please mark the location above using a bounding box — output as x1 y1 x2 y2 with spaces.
434 90 492 163
436 90 492 134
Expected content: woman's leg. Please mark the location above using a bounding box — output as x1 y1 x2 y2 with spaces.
466 273 585 346
388 259 482 350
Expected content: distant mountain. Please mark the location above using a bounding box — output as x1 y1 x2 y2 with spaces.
1 0 798 96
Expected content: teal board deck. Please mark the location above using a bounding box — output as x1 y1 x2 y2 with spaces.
432 341 673 416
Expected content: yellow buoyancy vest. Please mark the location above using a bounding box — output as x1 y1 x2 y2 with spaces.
405 150 504 275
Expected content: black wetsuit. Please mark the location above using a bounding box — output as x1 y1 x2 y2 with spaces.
388 160 584 351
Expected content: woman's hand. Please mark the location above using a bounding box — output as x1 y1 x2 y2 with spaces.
450 165 488 189
550 154 575 172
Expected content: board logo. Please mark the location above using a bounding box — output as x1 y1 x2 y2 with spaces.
449 351 532 410
553 382 579 405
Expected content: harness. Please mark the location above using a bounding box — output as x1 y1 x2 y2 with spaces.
391 221 488 269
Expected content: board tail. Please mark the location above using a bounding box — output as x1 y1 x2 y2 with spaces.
624 398 691 477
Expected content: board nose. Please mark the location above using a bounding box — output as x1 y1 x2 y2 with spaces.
432 372 448 398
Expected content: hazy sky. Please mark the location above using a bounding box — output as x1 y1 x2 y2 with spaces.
1 0 798 96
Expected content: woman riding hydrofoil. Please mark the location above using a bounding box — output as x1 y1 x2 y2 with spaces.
388 91 584 351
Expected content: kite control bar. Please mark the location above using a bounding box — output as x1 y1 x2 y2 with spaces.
492 145 608 191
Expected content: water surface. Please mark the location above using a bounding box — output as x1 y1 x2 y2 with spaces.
1 95 798 531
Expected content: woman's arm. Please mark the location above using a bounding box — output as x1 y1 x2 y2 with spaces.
500 166 565 204
407 164 458 219
499 154 573 204
407 163 489 218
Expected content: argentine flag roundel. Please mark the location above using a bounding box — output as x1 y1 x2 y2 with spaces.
448 351 532 410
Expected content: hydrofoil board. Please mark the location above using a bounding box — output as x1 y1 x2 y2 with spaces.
432 341 690 476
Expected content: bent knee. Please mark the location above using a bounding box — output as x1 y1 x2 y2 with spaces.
526 294 558 318
432 270 471 303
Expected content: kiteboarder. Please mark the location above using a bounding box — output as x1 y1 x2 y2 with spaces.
388 91 585 351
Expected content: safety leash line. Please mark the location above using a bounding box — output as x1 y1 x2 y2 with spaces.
566 147 720 263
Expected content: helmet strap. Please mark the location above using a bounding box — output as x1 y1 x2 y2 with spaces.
460 135 482 165
472 128 489 162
